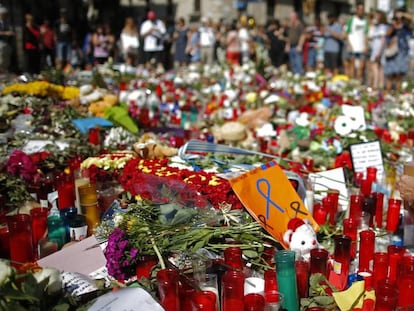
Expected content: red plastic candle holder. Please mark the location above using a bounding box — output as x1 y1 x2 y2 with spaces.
342 218 358 259
386 198 402 232
349 194 363 222
373 252 389 290
310 248 329 277
7 214 34 267
358 230 375 273
156 268 180 311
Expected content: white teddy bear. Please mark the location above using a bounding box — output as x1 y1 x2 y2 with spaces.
283 218 319 261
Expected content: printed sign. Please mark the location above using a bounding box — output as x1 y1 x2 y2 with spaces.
350 141 384 180
229 161 319 249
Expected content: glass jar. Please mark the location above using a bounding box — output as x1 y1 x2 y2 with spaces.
30 207 48 258
397 256 414 307
373 252 389 290
374 192 384 229
68 214 87 241
349 194 363 222
310 248 329 277
224 246 243 270
358 230 375 273
47 215 66 249
78 183 100 236
157 268 180 311
191 290 217 311
330 235 352 291
343 218 358 259
275 250 298 311
295 260 309 299
375 280 398 311
327 189 340 225
386 199 402 232
7 214 34 266
221 270 244 311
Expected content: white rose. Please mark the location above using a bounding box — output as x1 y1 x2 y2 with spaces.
0 260 13 286
33 268 62 295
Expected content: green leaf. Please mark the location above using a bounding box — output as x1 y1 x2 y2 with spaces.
243 249 259 259
313 295 335 305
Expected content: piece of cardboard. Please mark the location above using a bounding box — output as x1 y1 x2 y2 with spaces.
37 236 106 276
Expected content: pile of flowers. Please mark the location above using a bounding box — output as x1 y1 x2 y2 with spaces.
2 81 79 100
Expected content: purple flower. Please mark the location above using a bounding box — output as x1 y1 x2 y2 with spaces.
7 150 39 182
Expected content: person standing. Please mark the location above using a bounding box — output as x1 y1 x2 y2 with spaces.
186 23 200 64
120 17 140 66
226 21 240 66
172 17 189 67
368 10 388 90
384 15 412 91
40 19 55 69
285 11 305 75
140 10 166 68
345 2 369 80
92 24 113 64
0 7 14 74
267 19 287 69
55 9 72 69
199 17 215 65
324 14 343 75
238 15 251 65
23 13 40 74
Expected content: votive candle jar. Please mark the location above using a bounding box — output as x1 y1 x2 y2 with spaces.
358 230 375 273
397 256 414 307
244 293 265 311
310 248 329 277
56 172 75 210
191 290 217 311
375 280 398 311
373 252 389 290
343 218 358 259
30 207 48 255
362 194 376 228
327 189 340 225
157 268 180 311
221 270 244 311
295 260 309 299
360 178 373 197
349 194 363 222
264 269 278 293
374 192 384 229
386 198 402 232
275 250 299 311
7 214 34 266
78 183 101 236
312 203 328 226
224 246 243 270
331 235 352 291
366 166 378 184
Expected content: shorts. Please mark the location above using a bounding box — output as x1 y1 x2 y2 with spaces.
350 52 366 60
324 52 340 70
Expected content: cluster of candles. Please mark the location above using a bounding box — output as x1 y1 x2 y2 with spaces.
310 166 414 310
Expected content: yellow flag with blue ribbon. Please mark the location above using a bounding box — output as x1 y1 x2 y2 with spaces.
229 161 319 249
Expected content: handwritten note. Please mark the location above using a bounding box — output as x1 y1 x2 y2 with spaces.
229 161 319 249
350 141 384 180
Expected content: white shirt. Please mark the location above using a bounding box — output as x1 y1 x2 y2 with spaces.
140 19 166 52
199 26 215 47
238 27 250 53
120 32 139 55
346 15 368 53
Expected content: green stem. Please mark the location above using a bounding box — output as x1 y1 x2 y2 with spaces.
149 234 165 269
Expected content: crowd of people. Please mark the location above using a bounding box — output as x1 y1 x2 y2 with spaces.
0 2 413 91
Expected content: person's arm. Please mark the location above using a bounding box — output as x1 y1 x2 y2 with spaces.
140 22 154 38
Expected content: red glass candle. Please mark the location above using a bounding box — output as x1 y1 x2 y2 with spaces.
244 293 265 311
388 252 402 283
312 203 327 225
295 260 309 299
386 198 402 232
56 173 75 210
360 178 372 196
30 208 48 254
264 269 278 293
362 194 376 228
329 235 352 291
179 281 196 311
327 189 340 225
224 246 243 270
354 171 363 187
38 176 55 209
375 280 398 311
399 133 408 144
397 256 414 307
7 214 34 266
343 218 358 259
366 166 377 184
0 224 9 259
374 192 384 229
221 270 244 311
88 127 100 145
373 252 389 290
358 230 375 273
310 248 329 277
191 290 217 311
156 268 180 311
349 194 363 222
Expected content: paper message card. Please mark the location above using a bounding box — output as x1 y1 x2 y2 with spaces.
229 161 319 249
350 141 384 180
309 168 348 212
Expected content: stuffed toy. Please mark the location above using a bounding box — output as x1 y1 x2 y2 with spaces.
133 142 178 159
283 218 319 261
